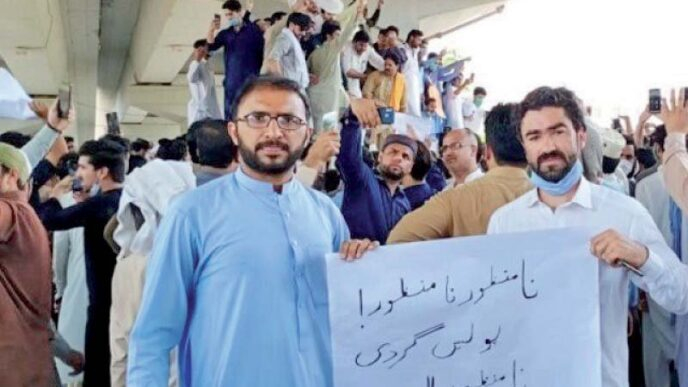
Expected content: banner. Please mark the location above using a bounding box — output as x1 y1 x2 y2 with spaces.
327 228 601 387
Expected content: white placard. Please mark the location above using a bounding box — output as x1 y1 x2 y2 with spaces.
327 228 601 387
0 68 36 120
392 113 434 140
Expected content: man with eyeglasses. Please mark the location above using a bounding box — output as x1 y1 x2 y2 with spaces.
441 128 484 190
127 76 377 387
388 104 532 243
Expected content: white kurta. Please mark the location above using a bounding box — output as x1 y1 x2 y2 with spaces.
187 59 222 127
341 44 384 98
53 194 88 385
402 44 422 117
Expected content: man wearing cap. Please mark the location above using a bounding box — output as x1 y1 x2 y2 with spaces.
600 127 630 195
0 143 55 386
337 98 415 243
266 12 313 93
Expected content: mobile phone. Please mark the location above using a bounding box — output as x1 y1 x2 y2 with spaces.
649 89 661 113
72 178 83 193
57 85 71 119
612 118 621 132
378 107 395 125
106 112 120 136
214 13 221 21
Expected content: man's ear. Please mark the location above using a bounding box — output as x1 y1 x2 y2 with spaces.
228 121 239 145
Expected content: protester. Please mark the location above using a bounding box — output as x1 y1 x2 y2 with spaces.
342 30 384 99
127 76 376 386
443 74 472 130
38 137 126 386
129 138 151 173
307 1 362 131
207 0 264 118
0 143 55 386
400 140 445 210
65 135 75 152
600 127 630 195
402 29 424 116
265 12 312 93
388 103 530 243
192 119 238 185
423 97 446 142
487 86 688 387
441 128 483 189
187 39 222 126
156 138 189 161
463 86 487 137
110 159 195 387
362 52 406 112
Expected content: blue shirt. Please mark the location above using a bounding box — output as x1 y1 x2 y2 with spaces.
208 18 264 115
336 113 411 243
423 111 446 136
127 168 350 387
403 164 446 210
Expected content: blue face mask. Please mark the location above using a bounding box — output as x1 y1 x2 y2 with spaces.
226 17 240 29
529 159 583 196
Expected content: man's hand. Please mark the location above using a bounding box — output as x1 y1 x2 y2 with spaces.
350 98 383 128
50 176 73 200
46 98 73 133
246 0 254 12
340 239 380 261
210 17 221 32
303 131 340 169
590 229 648 269
46 136 69 167
659 88 688 134
65 350 85 376
28 100 49 122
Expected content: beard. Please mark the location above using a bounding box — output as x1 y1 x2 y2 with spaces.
238 137 305 176
378 164 404 181
530 150 577 183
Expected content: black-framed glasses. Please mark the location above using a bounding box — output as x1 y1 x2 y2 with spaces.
236 112 307 131
440 141 471 154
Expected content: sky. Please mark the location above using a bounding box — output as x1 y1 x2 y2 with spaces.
429 0 688 127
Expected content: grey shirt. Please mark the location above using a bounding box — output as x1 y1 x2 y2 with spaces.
269 29 309 92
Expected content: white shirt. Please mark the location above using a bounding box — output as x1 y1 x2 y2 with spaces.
341 44 384 98
187 59 222 126
462 99 485 137
487 178 688 387
443 87 464 129
443 168 484 191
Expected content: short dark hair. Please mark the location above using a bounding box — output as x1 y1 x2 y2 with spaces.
353 30 370 43
410 140 432 181
156 138 188 161
271 11 287 23
385 25 399 36
193 39 208 49
321 20 341 38
474 87 487 96
79 139 127 183
0 131 31 148
231 76 311 121
518 86 585 136
383 52 401 66
99 134 131 152
195 119 237 168
406 29 423 42
636 148 657 169
485 103 527 167
287 12 312 30
57 152 79 178
131 138 151 153
64 136 74 143
222 0 242 12
649 124 667 152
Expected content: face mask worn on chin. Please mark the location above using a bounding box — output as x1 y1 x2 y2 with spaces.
530 160 584 197
619 159 635 176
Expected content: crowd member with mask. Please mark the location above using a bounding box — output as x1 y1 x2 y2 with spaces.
388 103 530 243
187 39 222 127
463 86 487 137
38 138 127 386
307 0 363 131
441 128 483 189
600 127 630 195
0 143 55 386
110 159 195 387
337 98 415 242
487 86 688 387
634 123 684 387
127 76 376 387
342 30 384 99
207 0 264 118
266 12 313 93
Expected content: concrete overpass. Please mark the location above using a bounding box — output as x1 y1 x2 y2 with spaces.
0 0 504 143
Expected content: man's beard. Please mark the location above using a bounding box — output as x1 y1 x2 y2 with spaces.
238 137 305 176
530 150 577 183
379 164 404 181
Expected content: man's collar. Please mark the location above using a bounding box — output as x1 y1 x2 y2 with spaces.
0 190 26 202
235 166 296 195
526 177 593 209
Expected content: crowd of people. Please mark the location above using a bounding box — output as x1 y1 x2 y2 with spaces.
1 0 688 386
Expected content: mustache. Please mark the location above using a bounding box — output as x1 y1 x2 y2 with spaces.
255 140 289 152
537 151 568 165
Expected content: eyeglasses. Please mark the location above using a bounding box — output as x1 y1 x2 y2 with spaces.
440 141 472 154
236 112 307 131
